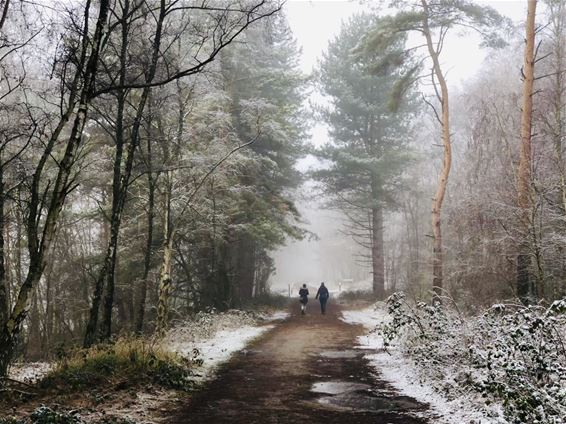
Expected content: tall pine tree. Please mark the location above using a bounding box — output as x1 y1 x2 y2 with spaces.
315 13 417 298
218 12 308 305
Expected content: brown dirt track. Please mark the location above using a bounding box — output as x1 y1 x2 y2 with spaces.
172 301 430 424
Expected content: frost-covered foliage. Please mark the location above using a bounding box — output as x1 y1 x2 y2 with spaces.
0 406 82 424
0 405 139 423
382 292 566 423
166 309 269 341
29 406 82 424
8 362 53 384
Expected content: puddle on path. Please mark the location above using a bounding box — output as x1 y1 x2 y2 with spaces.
311 380 422 413
318 393 422 412
319 350 360 359
311 381 371 395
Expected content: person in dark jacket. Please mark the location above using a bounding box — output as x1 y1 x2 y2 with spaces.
315 282 330 315
298 284 309 315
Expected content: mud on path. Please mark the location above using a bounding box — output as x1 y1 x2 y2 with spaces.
172 302 430 424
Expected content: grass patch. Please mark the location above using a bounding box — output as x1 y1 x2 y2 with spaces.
41 337 194 392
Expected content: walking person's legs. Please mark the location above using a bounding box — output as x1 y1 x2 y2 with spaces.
321 299 327 314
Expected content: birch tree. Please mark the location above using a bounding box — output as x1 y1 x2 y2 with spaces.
0 0 112 377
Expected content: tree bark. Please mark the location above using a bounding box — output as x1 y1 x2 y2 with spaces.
548 0 565 299
156 177 173 337
371 201 385 298
135 155 155 334
26 289 41 361
0 0 10 34
371 206 385 298
421 0 452 303
517 0 537 304
0 162 8 330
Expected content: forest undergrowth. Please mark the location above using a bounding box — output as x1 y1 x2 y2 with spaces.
0 309 280 424
381 292 566 423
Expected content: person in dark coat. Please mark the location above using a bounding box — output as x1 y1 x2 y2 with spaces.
315 282 329 315
298 284 309 315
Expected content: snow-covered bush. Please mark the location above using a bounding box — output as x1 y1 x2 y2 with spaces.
29 406 82 424
0 406 85 423
381 292 566 423
0 406 137 423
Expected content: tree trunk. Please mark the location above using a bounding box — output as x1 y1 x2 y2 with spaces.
135 170 155 334
217 244 232 310
156 235 174 337
0 266 38 376
26 289 42 361
0 163 8 330
45 251 53 350
84 219 118 347
97 0 130 342
237 235 256 302
156 178 173 337
517 0 537 304
100 206 121 340
548 0 566 300
371 204 385 298
422 0 452 303
553 13 566 215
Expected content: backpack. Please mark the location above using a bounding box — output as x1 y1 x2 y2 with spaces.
299 288 308 303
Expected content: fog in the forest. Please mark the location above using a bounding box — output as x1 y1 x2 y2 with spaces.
271 0 528 293
2 1 566 422
271 192 371 293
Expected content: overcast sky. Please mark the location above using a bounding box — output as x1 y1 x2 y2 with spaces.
285 0 528 80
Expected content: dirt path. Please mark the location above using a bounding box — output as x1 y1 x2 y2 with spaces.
172 302 430 423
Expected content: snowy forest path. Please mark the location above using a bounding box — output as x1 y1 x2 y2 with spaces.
172 302 430 423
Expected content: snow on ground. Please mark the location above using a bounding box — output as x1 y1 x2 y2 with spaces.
8 310 287 387
341 306 507 424
166 310 286 382
260 310 290 322
8 361 53 383
176 325 273 381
